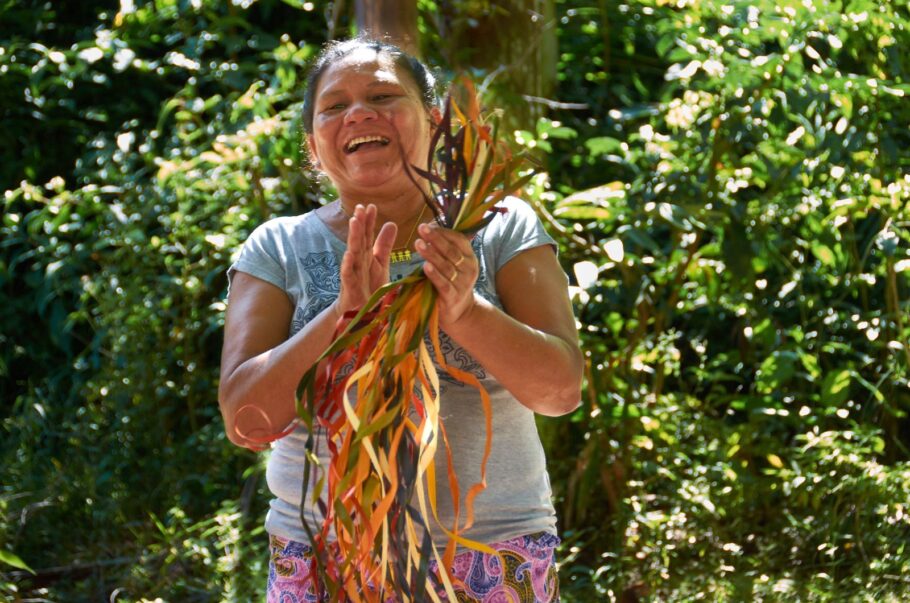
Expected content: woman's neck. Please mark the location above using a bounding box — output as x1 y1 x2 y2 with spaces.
338 188 427 228
336 188 431 251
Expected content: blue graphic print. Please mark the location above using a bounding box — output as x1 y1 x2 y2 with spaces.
291 251 340 336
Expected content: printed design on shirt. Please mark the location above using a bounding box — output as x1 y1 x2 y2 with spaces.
290 251 340 336
431 330 487 386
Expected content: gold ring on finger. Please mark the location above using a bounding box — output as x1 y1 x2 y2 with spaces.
454 255 465 267
449 270 458 283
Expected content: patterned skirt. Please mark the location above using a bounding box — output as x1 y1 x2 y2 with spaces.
267 532 561 602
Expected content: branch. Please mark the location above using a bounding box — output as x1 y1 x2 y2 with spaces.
522 95 589 111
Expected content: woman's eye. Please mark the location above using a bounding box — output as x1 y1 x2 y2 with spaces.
322 103 345 112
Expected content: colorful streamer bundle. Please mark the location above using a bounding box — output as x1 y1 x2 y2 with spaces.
295 80 537 602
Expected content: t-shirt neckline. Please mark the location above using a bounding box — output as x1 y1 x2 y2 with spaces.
310 206 425 271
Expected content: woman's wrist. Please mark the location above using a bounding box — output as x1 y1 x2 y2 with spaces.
328 297 346 324
440 292 485 336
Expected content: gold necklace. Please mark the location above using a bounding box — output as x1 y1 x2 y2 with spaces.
338 202 427 264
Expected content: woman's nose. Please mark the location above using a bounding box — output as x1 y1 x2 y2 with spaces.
344 101 377 125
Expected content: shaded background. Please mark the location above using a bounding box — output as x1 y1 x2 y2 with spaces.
2 0 909 601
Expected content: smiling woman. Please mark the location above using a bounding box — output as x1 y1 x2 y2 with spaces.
218 37 583 603
304 42 439 210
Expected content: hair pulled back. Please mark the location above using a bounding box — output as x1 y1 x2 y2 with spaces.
302 37 439 135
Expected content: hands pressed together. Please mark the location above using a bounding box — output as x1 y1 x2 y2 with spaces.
336 203 396 315
337 203 479 330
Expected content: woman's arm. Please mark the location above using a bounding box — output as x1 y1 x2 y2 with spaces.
218 204 396 448
218 273 341 448
417 224 583 416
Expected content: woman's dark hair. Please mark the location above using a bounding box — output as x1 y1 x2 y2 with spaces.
302 37 439 134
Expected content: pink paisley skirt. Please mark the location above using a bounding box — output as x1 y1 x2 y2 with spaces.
267 532 560 602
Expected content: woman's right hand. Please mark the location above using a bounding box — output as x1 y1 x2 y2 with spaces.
336 203 397 315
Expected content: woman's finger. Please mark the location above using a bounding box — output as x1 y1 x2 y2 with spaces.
414 223 480 327
346 211 364 256
361 204 376 249
416 225 475 277
421 224 474 264
422 260 458 292
373 221 397 265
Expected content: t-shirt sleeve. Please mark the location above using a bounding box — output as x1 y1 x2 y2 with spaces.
226 220 287 295
489 196 557 274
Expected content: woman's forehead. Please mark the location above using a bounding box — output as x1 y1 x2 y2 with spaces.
317 49 408 96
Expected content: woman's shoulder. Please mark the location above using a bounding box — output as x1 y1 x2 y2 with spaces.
498 195 535 214
250 209 319 236
492 195 539 225
481 195 544 236
477 195 556 267
243 208 331 247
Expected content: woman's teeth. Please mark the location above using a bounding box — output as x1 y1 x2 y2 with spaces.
345 136 390 153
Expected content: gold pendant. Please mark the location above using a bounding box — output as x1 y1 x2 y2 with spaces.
389 249 412 263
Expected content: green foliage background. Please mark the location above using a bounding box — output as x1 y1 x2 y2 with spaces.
2 0 909 601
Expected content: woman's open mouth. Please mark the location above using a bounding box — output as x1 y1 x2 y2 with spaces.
345 135 391 154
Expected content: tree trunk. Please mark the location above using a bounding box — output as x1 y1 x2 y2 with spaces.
354 0 419 56
436 0 557 129
352 0 556 130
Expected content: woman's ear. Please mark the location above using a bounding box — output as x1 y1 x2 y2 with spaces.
306 137 321 169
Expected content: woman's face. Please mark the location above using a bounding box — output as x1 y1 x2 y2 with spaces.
308 48 436 198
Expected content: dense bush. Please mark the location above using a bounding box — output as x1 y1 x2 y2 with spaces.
535 0 910 599
1 0 908 601
1 1 325 600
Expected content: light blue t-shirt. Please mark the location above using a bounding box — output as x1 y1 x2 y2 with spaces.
228 196 562 547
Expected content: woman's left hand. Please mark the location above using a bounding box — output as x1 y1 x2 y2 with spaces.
415 222 479 330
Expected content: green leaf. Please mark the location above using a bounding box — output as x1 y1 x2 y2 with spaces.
655 34 676 58
554 183 625 220
514 130 536 146
800 352 820 380
821 370 851 407
811 243 836 266
620 227 662 254
757 351 798 393
546 126 578 140
0 549 35 573
537 118 577 140
553 205 613 220
655 203 705 232
584 136 623 157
